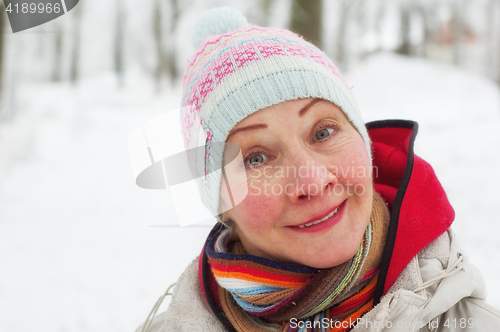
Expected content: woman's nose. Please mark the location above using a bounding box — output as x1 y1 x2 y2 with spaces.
284 153 338 204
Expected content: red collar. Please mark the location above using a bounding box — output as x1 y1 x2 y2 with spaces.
367 120 454 302
198 120 455 329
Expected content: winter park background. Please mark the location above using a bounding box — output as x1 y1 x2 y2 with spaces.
0 0 500 331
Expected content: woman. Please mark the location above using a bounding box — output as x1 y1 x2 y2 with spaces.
137 7 500 332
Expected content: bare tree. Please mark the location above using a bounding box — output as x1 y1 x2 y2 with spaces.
335 0 363 68
153 0 181 90
486 0 496 75
353 0 370 61
289 0 322 49
114 0 125 87
416 5 431 58
0 2 6 96
52 21 63 82
396 1 412 56
70 3 83 84
486 0 500 84
374 0 387 52
497 2 500 85
166 0 180 84
451 0 464 67
261 0 274 26
248 0 274 27
153 0 166 90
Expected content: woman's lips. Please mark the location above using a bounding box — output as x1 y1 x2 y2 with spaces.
287 200 347 233
295 201 345 227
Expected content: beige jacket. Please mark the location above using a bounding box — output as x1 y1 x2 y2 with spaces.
136 229 500 332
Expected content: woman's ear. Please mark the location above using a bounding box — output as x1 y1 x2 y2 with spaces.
221 213 239 240
229 221 239 240
220 213 232 229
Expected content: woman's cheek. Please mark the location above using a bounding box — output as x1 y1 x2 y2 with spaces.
236 191 281 231
342 145 372 184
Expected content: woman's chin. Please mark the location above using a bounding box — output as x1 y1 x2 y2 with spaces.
303 257 354 269
286 247 359 269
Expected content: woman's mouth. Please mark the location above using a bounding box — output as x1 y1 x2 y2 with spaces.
288 200 347 233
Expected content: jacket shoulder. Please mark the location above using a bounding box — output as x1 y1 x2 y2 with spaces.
353 229 500 331
136 256 226 332
415 230 500 331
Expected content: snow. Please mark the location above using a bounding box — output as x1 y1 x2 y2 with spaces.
0 54 499 332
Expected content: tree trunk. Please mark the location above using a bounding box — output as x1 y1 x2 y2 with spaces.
52 22 63 82
255 0 273 26
153 0 165 91
0 2 6 96
397 3 412 56
354 0 369 61
167 0 180 84
488 0 500 85
497 3 500 86
419 6 431 58
114 0 125 87
485 0 496 77
374 0 387 53
261 0 273 26
451 0 463 67
70 3 82 84
289 0 322 49
336 0 362 69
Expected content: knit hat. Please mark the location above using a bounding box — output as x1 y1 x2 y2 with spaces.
180 7 371 223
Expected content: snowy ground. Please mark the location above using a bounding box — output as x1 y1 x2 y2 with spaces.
0 54 499 332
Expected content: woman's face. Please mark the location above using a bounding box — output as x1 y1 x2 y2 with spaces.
220 98 373 269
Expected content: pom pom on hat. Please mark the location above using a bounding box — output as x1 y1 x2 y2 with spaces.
191 7 248 48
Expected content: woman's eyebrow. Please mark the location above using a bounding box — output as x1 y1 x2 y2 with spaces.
298 98 321 117
227 98 321 140
226 124 268 140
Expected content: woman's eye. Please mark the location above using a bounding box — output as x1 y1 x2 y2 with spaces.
245 153 268 167
314 127 335 141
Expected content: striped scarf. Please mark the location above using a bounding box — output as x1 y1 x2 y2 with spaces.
205 192 389 332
